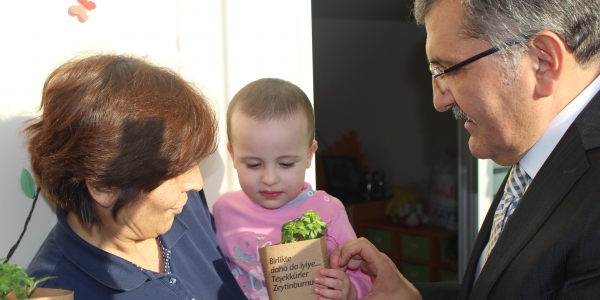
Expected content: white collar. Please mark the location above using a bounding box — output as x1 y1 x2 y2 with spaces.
520 74 600 178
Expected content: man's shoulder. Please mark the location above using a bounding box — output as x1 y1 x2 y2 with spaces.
575 88 600 150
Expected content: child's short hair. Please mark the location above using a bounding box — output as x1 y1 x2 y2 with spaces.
227 78 315 145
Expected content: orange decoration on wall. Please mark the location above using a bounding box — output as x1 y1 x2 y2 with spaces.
316 130 369 191
77 0 97 10
68 0 97 23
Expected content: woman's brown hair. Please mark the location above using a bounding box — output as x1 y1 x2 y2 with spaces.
23 53 218 227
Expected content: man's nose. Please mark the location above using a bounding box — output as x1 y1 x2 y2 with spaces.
432 81 455 112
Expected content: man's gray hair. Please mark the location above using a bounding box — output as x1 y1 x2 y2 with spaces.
414 0 600 79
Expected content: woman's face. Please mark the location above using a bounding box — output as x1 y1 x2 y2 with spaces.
117 166 204 239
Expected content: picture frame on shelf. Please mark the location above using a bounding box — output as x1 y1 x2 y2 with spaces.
321 156 362 202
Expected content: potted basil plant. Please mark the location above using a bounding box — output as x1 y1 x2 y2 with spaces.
258 210 330 300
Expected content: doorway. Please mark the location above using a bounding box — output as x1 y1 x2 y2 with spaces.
311 0 468 282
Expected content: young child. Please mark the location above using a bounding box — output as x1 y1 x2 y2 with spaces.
214 78 371 300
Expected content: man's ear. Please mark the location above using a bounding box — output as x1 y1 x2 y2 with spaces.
86 183 117 208
531 31 565 98
306 140 318 168
227 142 237 169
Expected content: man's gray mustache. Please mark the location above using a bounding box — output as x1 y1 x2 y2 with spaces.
452 105 475 123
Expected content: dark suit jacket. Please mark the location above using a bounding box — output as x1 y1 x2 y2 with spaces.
416 90 600 299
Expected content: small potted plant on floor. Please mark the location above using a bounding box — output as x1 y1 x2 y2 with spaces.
259 210 330 300
0 169 74 300
0 258 57 300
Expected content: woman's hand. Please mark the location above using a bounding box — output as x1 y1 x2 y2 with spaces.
330 238 422 300
313 268 357 300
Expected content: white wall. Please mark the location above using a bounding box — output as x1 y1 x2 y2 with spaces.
0 0 313 268
478 159 494 228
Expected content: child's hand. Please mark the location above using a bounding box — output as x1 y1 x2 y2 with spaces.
313 268 357 300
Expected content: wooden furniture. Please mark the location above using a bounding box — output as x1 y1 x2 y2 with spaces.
349 200 458 283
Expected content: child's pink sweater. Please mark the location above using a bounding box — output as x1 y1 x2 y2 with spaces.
214 183 371 300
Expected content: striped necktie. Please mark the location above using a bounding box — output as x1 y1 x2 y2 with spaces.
483 163 531 264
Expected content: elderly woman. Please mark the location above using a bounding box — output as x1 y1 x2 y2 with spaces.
24 54 246 299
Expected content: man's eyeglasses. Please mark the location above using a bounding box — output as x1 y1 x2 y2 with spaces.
429 38 525 93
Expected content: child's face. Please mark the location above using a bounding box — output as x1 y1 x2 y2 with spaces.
227 111 317 209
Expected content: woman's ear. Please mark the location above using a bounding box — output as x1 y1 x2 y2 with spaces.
306 140 318 168
86 183 117 208
531 31 565 98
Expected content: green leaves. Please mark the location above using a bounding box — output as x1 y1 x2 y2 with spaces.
20 169 35 199
280 210 328 244
0 258 56 299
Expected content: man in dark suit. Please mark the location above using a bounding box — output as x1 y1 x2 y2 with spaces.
327 0 600 299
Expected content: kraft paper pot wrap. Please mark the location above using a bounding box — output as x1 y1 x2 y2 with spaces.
259 236 329 300
28 287 73 300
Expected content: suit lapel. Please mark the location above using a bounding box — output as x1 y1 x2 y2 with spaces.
466 90 600 299
469 128 589 299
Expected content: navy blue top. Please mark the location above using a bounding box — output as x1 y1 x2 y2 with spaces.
26 190 246 300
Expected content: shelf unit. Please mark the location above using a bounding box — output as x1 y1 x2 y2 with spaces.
349 200 458 283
